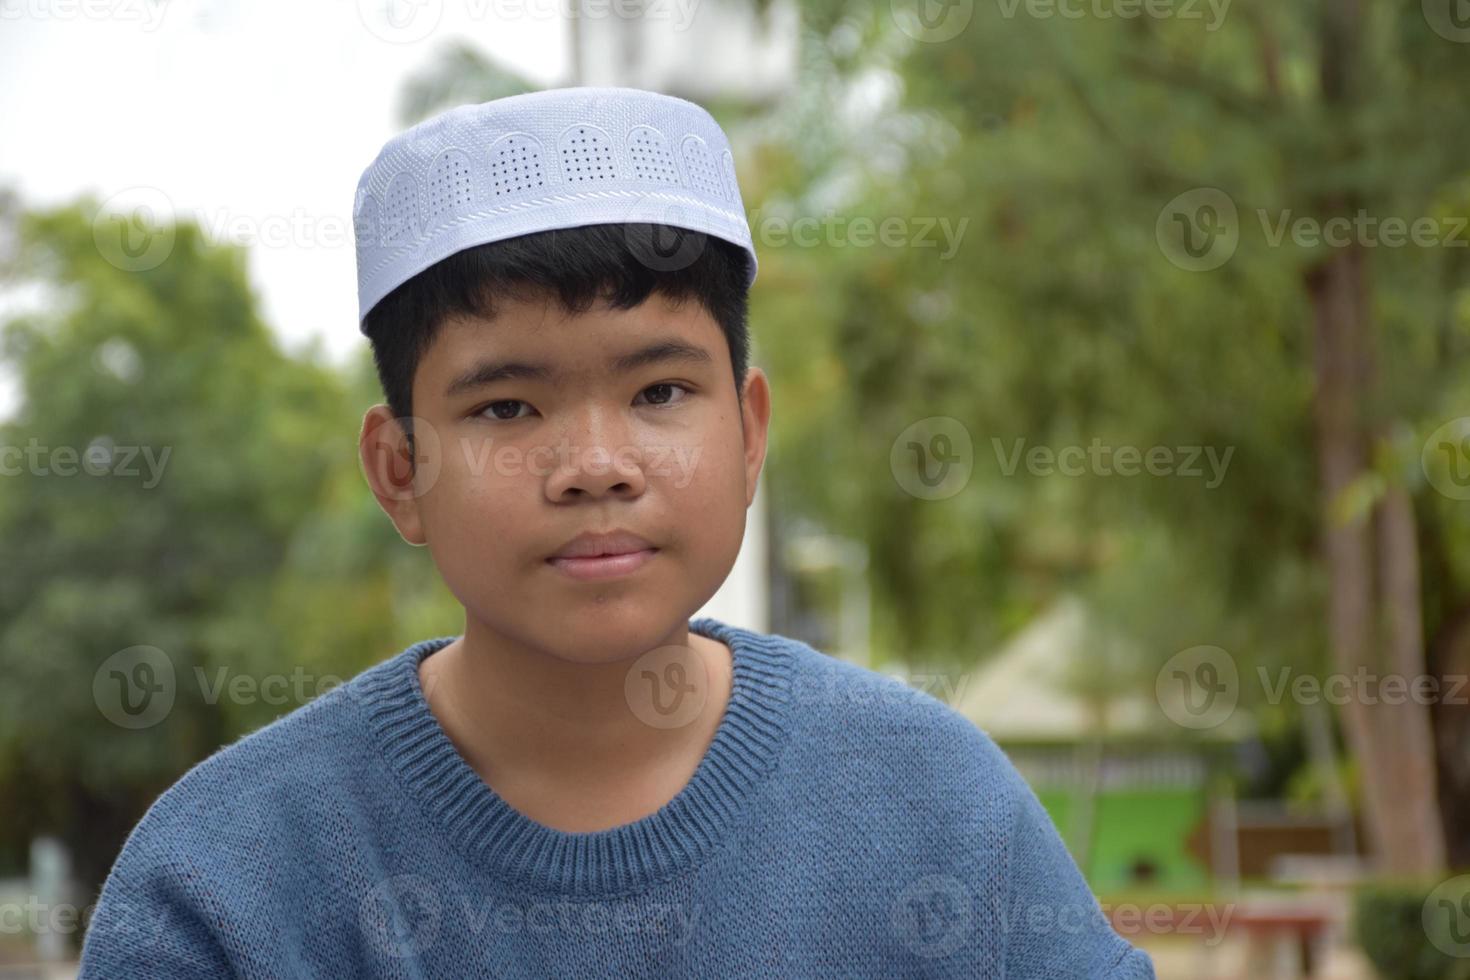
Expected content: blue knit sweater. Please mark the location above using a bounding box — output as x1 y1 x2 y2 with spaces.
79 617 1156 978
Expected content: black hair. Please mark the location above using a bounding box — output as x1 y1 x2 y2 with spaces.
362 223 751 437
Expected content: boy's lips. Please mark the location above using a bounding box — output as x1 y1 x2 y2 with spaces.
548 529 657 560
546 548 659 581
546 529 660 581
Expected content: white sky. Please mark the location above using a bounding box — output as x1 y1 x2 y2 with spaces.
0 0 568 410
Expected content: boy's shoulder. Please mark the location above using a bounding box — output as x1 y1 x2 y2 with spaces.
773 628 1010 754
106 641 423 860
77 644 437 976
748 624 1025 804
763 628 1156 978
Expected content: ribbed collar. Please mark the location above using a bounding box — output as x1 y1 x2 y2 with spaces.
358 617 795 897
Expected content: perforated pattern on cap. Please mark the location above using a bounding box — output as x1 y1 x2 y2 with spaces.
489 134 546 197
381 173 420 247
680 135 724 201
628 125 679 185
427 150 474 220
558 124 617 183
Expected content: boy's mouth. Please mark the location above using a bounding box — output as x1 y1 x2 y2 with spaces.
548 529 657 560
546 529 660 581
546 549 659 580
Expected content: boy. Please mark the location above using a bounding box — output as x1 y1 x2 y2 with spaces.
79 86 1157 978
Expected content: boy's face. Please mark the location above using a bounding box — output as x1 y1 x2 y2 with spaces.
359 288 770 664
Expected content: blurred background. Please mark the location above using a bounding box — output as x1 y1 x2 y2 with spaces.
3 0 1470 977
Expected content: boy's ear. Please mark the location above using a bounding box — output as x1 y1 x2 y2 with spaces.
739 367 772 508
359 404 429 547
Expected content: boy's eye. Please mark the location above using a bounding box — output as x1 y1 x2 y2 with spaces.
483 399 532 421
476 384 690 422
635 382 690 407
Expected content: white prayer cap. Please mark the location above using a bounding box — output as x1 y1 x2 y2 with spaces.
352 86 759 331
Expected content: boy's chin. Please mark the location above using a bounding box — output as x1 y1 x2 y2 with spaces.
543 610 700 664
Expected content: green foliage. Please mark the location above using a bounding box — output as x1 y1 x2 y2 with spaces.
0 199 461 885
751 1 1470 779
396 39 534 126
1353 878 1470 980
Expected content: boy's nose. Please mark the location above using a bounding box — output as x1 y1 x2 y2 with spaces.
542 420 647 502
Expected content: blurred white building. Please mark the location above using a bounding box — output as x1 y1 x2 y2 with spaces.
570 0 800 102
694 478 771 632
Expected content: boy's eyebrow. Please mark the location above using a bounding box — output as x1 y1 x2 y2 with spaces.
443 338 714 399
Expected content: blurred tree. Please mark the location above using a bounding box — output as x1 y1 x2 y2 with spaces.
747 0 1470 873
0 199 457 895
397 40 534 125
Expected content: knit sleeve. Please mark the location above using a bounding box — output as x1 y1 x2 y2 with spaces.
1000 770 1157 980
77 832 234 980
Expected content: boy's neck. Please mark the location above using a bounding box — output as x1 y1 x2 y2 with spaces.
417 619 734 834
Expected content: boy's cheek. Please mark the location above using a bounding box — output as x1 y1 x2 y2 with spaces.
634 441 695 489
415 429 734 499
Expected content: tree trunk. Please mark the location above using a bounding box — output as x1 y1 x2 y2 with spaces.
1305 244 1447 875
1376 485 1447 870
1425 590 1470 869
1302 0 1448 878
